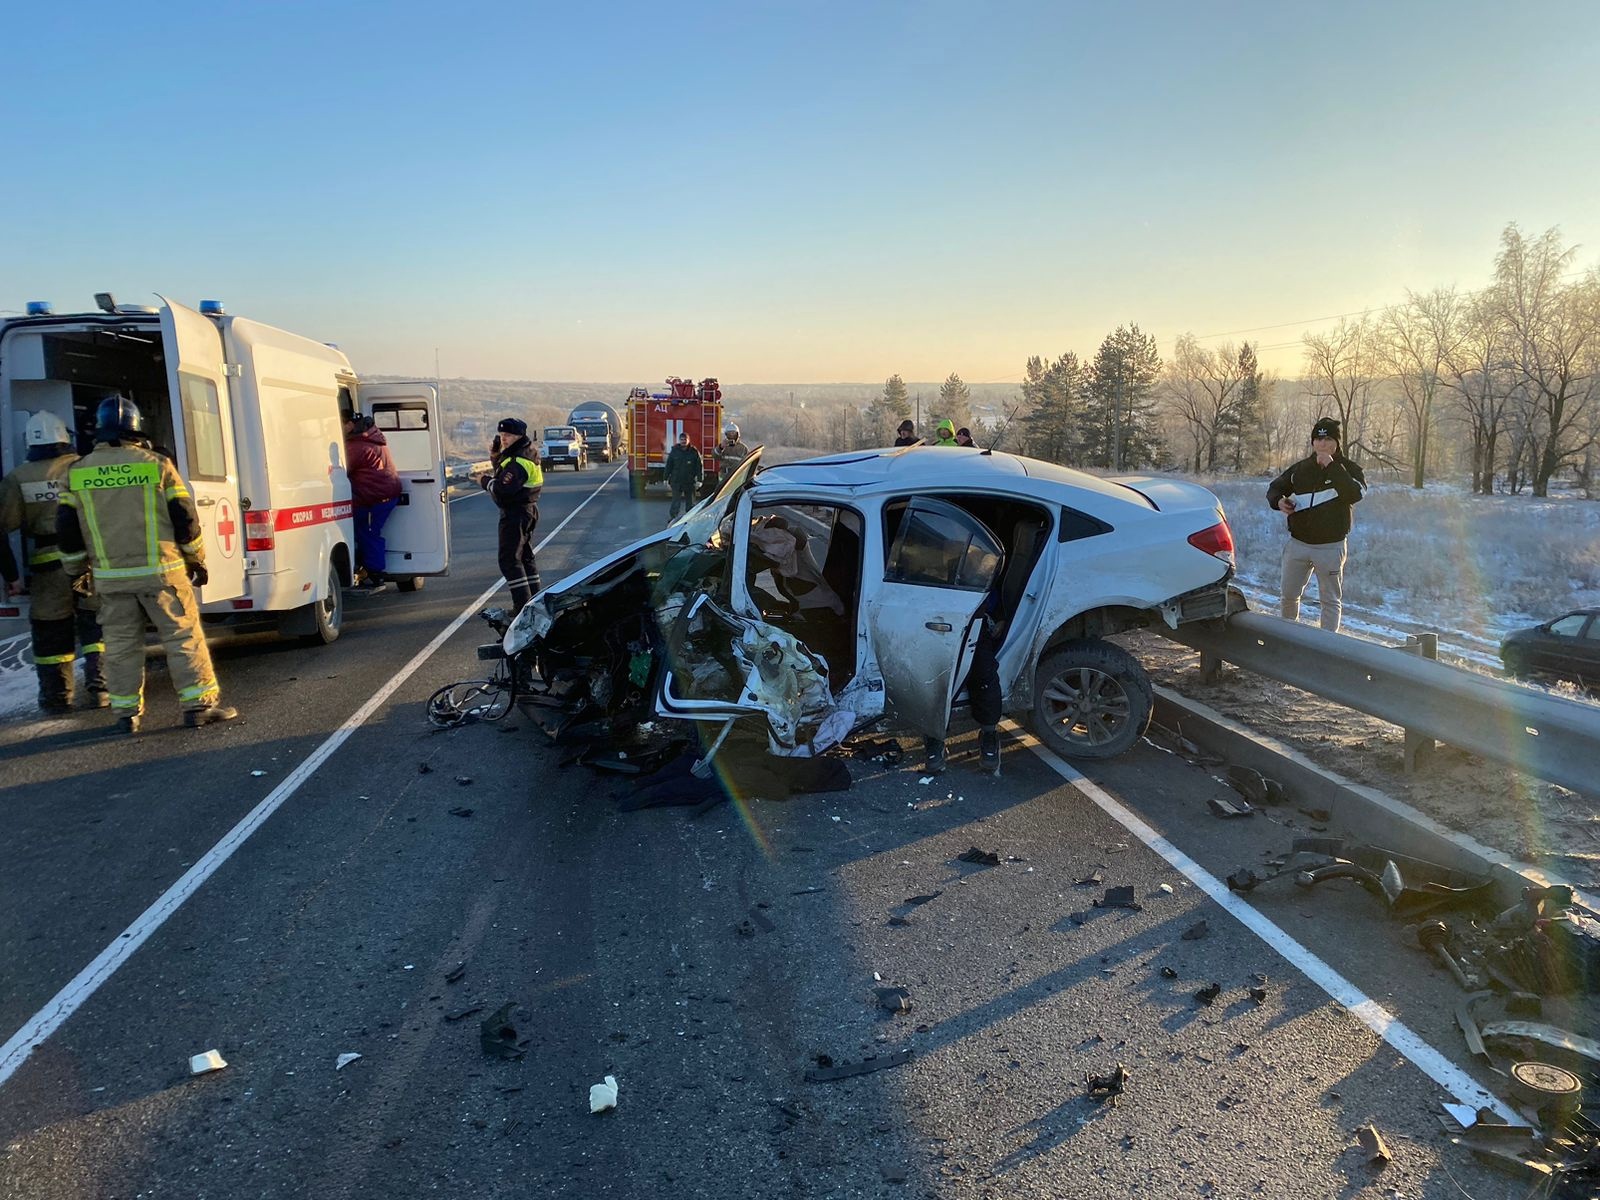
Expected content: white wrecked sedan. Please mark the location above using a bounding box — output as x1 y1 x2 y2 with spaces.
503 445 1235 761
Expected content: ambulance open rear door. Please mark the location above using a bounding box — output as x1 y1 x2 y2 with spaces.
158 297 246 601
357 382 450 577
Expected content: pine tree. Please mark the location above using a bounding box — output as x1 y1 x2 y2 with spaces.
1084 325 1163 469
1022 352 1087 464
866 374 912 444
932 372 973 433
1222 341 1267 471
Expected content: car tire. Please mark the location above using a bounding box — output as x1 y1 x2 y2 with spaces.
303 562 344 645
1029 639 1152 760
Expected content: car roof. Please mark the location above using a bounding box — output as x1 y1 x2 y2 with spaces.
754 445 1153 506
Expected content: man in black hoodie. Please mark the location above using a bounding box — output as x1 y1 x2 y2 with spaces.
1266 417 1366 632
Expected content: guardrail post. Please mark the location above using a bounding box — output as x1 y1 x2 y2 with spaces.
1198 651 1224 684
1395 634 1439 773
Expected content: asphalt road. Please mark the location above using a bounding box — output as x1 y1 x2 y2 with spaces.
0 466 1516 1198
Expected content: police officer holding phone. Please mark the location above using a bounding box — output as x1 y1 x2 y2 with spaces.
480 417 544 614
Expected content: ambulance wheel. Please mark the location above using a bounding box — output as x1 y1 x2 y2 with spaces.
306 564 345 644
396 576 424 593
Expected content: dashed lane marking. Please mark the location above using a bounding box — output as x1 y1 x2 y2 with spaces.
0 466 625 1091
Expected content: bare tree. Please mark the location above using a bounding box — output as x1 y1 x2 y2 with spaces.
1161 335 1247 473
1494 224 1600 496
1302 316 1382 460
1440 290 1517 494
1378 288 1463 488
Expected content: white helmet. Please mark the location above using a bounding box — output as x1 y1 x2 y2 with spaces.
723 423 740 441
24 411 71 447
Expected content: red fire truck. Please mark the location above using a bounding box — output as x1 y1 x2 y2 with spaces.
626 377 724 500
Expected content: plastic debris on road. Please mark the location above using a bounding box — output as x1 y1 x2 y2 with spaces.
336 1052 362 1070
188 1049 227 1075
589 1074 619 1113
1355 1124 1392 1164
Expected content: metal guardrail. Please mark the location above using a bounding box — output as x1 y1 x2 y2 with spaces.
447 460 493 485
1160 604 1600 797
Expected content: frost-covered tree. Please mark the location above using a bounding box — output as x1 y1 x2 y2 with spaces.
1302 317 1380 462
1084 325 1163 470
932 372 972 433
1379 288 1463 489
1021 352 1088 464
865 373 911 445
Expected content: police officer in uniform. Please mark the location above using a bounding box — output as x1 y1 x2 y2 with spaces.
0 412 107 713
57 395 238 735
480 417 544 613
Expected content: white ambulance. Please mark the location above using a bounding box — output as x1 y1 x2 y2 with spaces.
0 294 450 644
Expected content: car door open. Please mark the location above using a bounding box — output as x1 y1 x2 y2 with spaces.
865 497 1004 740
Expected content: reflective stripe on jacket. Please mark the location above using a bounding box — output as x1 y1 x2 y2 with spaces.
57 444 205 592
0 452 77 578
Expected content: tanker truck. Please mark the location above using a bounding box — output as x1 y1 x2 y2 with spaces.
566 401 625 464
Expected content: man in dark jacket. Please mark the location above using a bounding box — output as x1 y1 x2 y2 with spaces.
480 417 544 613
892 420 918 447
1266 417 1366 632
664 432 703 521
343 415 403 590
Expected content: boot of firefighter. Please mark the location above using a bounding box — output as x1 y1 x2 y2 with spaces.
36 662 73 714
81 650 109 708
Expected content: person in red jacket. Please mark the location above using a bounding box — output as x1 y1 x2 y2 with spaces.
343 414 403 591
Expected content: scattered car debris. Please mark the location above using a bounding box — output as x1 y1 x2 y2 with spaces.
480 1002 526 1061
336 1052 362 1070
1085 1063 1129 1105
589 1074 619 1114
1288 839 1494 920
1355 1124 1392 1165
1299 805 1332 823
1225 765 1269 807
957 847 1001 867
804 1048 914 1083
1160 966 1179 980
1441 1102 1481 1128
445 962 467 984
1193 982 1222 1006
1208 795 1253 819
1157 883 1174 895
188 1049 227 1076
1074 870 1105 887
875 986 913 1014
443 1005 485 1023
1180 920 1210 942
1507 1060 1583 1119
1248 983 1269 1004
887 916 911 927
1480 1021 1600 1072
849 737 905 765
905 892 942 907
1417 921 1481 990
448 806 474 818
418 762 433 774
1226 868 1261 893
1094 885 1143 911
249 770 267 778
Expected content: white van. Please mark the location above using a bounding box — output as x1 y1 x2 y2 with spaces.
0 295 450 644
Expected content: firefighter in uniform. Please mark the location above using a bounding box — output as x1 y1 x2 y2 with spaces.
480 417 544 614
0 412 108 713
57 395 239 735
715 422 749 478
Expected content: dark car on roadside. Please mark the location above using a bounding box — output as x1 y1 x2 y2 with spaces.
1500 608 1600 689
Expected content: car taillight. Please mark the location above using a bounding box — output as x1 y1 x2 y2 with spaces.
1188 520 1235 564
245 510 275 552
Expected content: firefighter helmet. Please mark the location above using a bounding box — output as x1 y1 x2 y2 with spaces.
95 394 145 440
23 411 71 448
723 423 739 441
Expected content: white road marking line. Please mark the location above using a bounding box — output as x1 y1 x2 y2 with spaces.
0 467 624 1091
1011 724 1520 1124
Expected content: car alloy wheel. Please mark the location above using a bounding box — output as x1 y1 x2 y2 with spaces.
1030 639 1153 760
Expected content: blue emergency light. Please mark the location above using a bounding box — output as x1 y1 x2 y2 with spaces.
25 301 53 316
199 299 226 316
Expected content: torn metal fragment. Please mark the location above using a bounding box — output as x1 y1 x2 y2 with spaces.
957 847 1001 867
1208 796 1253 818
1180 920 1209 942
1355 1124 1391 1164
1193 982 1221 1006
480 1002 526 1061
1085 1063 1129 1104
1160 966 1178 980
804 1048 913 1083
1480 1021 1600 1070
1226 868 1261 893
875 986 913 1014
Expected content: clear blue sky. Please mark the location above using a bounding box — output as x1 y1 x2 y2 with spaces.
4 0 1597 383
